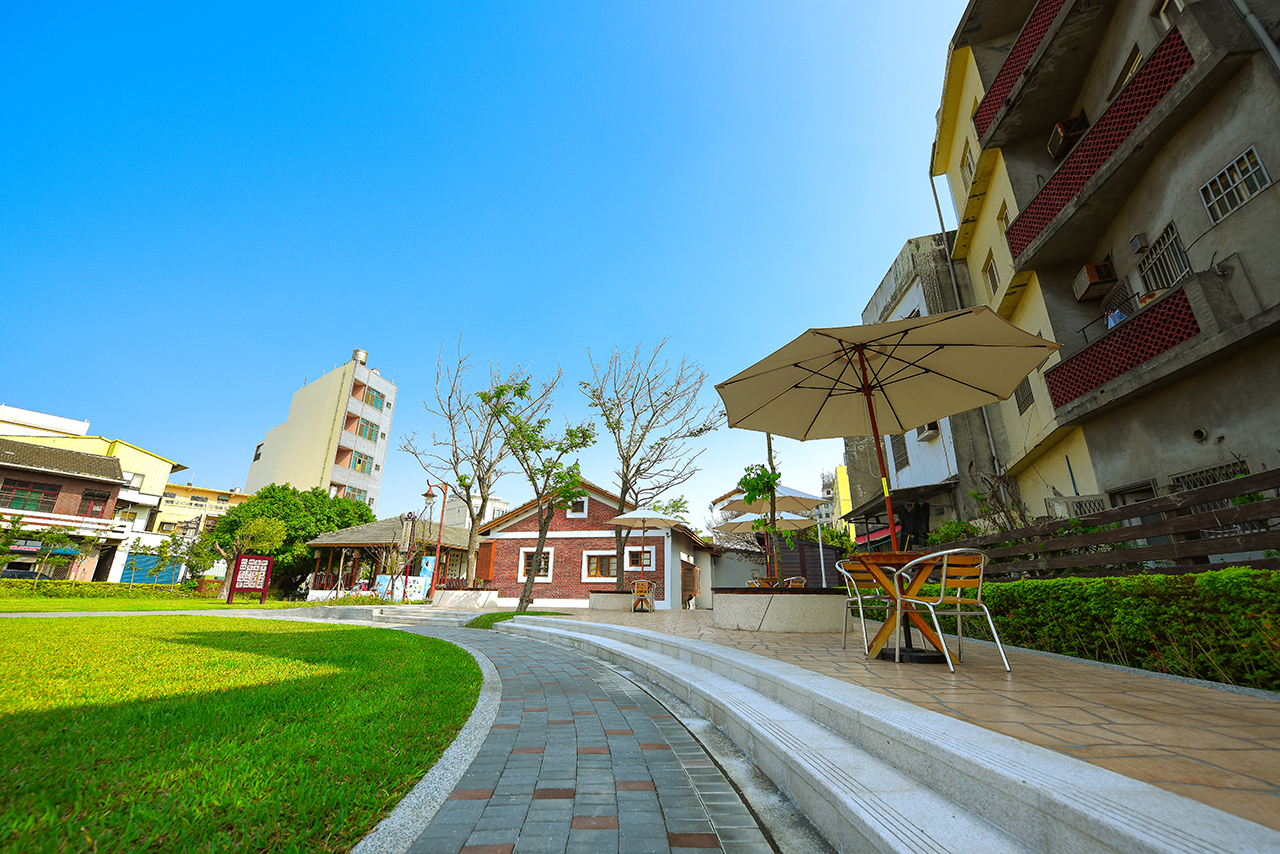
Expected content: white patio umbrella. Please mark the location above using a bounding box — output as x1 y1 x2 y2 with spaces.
713 511 816 535
606 508 684 575
720 486 830 586
716 306 1060 551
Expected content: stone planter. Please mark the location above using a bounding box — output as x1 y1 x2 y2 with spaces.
711 588 847 632
588 591 635 611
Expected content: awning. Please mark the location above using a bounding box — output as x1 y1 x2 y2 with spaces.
842 477 959 523
854 523 901 546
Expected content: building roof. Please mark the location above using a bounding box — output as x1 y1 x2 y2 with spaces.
0 436 126 484
843 477 959 521
477 477 632 534
307 515 471 551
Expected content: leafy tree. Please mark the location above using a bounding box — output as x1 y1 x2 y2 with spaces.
736 433 784 577
0 517 100 587
212 484 374 595
581 341 722 591
401 337 522 585
478 373 595 612
131 531 220 590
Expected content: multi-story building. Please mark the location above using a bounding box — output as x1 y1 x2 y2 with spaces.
442 494 510 530
0 404 90 439
932 0 1280 517
154 483 251 537
244 349 396 510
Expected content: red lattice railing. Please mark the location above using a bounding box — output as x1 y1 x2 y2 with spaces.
1045 288 1200 408
973 0 1066 137
1006 30 1194 259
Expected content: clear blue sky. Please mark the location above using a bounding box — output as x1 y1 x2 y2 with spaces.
3 1 963 528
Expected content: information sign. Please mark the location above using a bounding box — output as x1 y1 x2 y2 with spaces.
228 554 274 604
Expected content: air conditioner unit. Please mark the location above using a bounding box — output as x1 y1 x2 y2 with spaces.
1072 261 1118 301
915 422 940 441
1047 114 1089 159
1129 233 1149 253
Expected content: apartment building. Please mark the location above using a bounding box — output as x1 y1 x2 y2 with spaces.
932 0 1280 516
442 494 510 530
244 349 396 510
154 483 251 537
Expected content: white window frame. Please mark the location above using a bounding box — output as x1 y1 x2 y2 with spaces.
1200 146 1271 225
624 545 657 572
518 547 554 583
566 495 588 518
581 550 621 583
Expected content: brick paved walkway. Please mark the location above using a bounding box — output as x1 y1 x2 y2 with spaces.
403 628 776 854
538 609 1280 832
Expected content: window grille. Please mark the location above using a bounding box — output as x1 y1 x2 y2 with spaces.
2 480 60 513
78 489 110 518
1137 223 1191 292
364 388 385 410
1014 377 1035 414
1201 147 1271 224
357 418 379 442
1169 460 1262 537
890 434 909 472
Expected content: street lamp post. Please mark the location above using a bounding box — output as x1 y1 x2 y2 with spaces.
422 484 448 599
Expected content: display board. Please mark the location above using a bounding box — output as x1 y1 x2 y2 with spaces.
227 555 274 604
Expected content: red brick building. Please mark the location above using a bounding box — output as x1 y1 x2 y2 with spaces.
476 479 714 609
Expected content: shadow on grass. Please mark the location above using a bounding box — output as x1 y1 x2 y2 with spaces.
0 622 480 853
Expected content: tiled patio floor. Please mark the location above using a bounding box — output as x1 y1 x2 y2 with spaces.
544 608 1280 832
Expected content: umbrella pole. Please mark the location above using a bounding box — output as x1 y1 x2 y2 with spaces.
816 516 827 587
856 345 900 552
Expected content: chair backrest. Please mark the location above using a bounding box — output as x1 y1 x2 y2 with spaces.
835 559 882 594
782 576 807 588
933 549 988 600
631 579 654 596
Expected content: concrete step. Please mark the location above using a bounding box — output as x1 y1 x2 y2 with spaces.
496 616 1280 854
370 608 475 627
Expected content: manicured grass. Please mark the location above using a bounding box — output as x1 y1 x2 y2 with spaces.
0 616 480 853
0 594 393 613
464 610 565 629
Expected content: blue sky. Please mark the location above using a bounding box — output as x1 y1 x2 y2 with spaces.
3 1 963 528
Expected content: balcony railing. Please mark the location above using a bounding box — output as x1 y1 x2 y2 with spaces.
972 0 1065 137
1006 29 1195 259
1044 287 1200 408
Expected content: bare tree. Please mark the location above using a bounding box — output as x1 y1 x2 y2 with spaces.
580 341 723 592
479 371 596 613
401 337 521 586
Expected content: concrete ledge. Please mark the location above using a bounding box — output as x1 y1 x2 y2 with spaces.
588 591 634 611
497 616 1280 854
713 591 847 632
433 590 500 609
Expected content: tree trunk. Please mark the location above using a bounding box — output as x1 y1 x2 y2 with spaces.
517 503 553 613
613 496 632 593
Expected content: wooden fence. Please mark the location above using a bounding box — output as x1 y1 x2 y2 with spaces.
943 468 1280 579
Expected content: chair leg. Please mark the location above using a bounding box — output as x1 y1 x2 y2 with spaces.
956 608 964 663
980 604 1011 672
856 597 870 658
926 605 955 673
842 601 849 650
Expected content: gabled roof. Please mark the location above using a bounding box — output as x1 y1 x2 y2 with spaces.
307 515 471 550
477 477 632 535
0 437 126 484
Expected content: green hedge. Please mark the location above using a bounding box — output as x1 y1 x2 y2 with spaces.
0 579 200 599
922 567 1280 691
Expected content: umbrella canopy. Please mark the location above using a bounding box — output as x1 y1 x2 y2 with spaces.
607 509 685 529
715 307 1060 550
720 484 824 515
714 512 816 534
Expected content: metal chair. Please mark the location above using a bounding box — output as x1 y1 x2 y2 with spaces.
782 576 807 588
834 559 893 655
630 579 655 612
893 548 1009 672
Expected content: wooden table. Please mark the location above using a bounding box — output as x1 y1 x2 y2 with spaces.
856 553 946 660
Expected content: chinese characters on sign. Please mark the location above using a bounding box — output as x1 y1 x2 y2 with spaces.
227 554 275 604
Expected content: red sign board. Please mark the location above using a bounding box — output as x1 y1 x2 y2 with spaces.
227 554 274 604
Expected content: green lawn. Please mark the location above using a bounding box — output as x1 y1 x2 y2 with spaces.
0 616 481 853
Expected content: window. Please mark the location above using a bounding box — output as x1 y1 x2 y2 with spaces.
1 480 59 513
567 496 588 518
982 251 1000 297
217 495 230 503
253 443 263 462
1014 377 1035 414
627 548 654 570
519 548 553 582
190 495 208 503
1201 147 1271 224
1155 0 1185 29
77 489 110 518
159 522 176 532
364 388 385 410
890 434 909 472
163 492 176 499
997 201 1010 235
345 487 368 503
116 510 138 522
960 139 976 188
584 553 618 581
1138 223 1191 292
351 452 373 474
357 418 379 442
1108 45 1144 101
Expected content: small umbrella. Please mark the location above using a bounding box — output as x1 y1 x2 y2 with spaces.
713 511 816 534
716 306 1060 551
720 486 830 586
606 508 684 574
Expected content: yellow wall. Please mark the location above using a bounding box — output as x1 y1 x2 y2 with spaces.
155 484 251 529
1015 428 1099 516
244 362 354 494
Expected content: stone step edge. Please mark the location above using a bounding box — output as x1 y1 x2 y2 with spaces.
499 616 1277 854
501 620 1033 854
